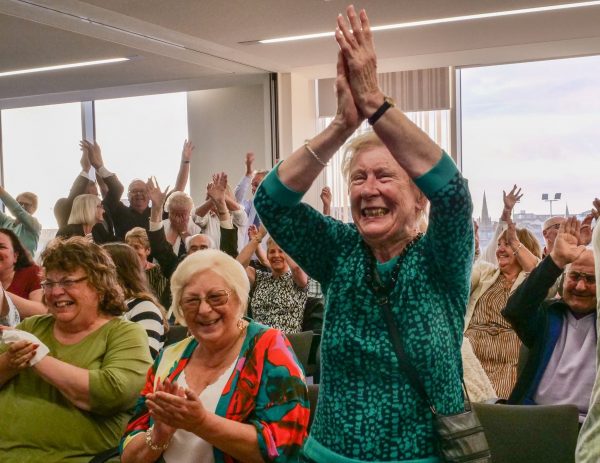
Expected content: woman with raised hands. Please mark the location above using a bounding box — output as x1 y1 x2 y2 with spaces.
254 5 474 462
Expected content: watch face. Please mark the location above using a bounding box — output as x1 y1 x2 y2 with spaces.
385 96 396 107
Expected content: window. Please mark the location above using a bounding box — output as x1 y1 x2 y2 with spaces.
1 102 82 230
461 56 600 249
94 92 189 197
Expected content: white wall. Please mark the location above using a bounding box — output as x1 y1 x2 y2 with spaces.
187 79 272 205
277 72 324 210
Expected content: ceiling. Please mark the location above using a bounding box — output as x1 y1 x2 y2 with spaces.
2 0 600 107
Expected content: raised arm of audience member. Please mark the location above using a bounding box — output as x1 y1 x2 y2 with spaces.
0 186 42 256
83 140 125 207
207 173 232 227
320 186 332 216
54 144 98 229
506 218 538 272
480 185 522 264
285 251 309 289
502 217 586 345
173 139 194 192
147 178 179 280
96 174 108 199
234 152 255 203
194 199 213 218
237 225 267 269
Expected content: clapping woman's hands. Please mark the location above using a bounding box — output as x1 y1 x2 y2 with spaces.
146 379 208 435
335 6 382 118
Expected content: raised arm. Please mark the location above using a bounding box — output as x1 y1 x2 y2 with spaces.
207 173 232 227
234 152 255 203
173 139 194 192
83 140 125 206
147 178 179 280
0 186 41 234
321 186 332 216
284 252 309 288
506 219 538 272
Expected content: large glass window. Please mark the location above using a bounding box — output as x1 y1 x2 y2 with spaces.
1 102 82 231
94 93 188 198
461 56 600 249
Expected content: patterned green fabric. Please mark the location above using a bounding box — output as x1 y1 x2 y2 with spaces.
255 152 474 461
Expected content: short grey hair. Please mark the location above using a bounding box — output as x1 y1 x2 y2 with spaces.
165 191 194 213
169 249 250 326
68 194 100 226
184 233 216 250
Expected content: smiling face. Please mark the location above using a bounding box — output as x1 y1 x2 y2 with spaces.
128 180 150 213
43 268 100 328
0 232 17 275
267 241 289 275
495 237 518 270
180 270 242 347
126 239 150 269
348 147 424 249
563 250 596 315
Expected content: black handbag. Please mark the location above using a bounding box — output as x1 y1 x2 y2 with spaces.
370 262 491 463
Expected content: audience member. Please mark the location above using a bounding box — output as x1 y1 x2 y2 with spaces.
103 243 167 359
0 186 41 256
162 191 201 258
238 227 309 333
125 227 170 309
541 216 567 258
576 198 600 462
234 151 268 246
0 228 42 305
84 139 194 239
195 180 246 251
254 6 473 460
119 249 309 462
146 174 237 284
56 194 117 243
0 237 151 462
503 217 596 423
464 221 541 400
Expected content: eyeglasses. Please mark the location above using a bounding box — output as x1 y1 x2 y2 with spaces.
18 201 33 209
180 289 230 312
128 189 147 195
568 271 596 285
41 276 88 292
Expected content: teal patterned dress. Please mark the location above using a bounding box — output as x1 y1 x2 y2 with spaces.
255 152 474 462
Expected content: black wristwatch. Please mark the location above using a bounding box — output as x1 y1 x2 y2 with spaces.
368 96 395 126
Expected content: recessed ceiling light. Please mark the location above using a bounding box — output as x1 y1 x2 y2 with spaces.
255 1 600 44
0 57 130 78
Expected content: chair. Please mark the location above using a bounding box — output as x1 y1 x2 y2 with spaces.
286 331 321 381
472 403 579 463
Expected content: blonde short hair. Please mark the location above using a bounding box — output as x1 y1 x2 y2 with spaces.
125 227 150 250
17 192 38 213
341 131 386 184
68 194 100 226
169 249 250 326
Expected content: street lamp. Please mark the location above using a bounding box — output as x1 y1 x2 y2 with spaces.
542 193 561 217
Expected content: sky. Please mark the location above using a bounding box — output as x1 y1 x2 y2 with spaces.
461 55 600 220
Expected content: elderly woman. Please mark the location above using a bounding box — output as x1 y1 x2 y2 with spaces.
162 191 201 257
254 6 473 462
125 227 170 309
0 237 151 462
120 249 309 463
237 226 308 333
463 222 541 400
56 193 116 243
103 243 167 359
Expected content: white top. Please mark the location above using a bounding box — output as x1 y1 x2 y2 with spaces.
163 359 237 463
195 210 246 251
161 218 202 255
534 311 597 422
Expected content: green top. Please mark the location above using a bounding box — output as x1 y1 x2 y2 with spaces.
255 152 474 462
0 315 152 463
